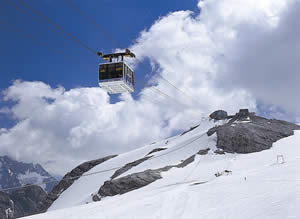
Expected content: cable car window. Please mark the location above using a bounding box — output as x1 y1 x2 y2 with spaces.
115 63 123 78
99 65 109 80
99 63 124 80
126 67 132 84
124 64 127 75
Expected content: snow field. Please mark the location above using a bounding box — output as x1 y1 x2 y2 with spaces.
22 126 300 219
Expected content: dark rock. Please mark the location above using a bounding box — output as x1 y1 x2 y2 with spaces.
208 110 300 154
94 151 205 200
180 125 200 136
92 194 101 202
11 186 47 218
209 110 228 121
146 148 167 156
111 156 152 179
214 149 225 155
98 170 162 197
0 185 46 219
197 148 210 155
0 192 15 219
37 155 117 213
207 126 218 136
177 155 196 168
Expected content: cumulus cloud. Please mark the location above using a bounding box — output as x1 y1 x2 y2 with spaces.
0 81 175 174
217 0 300 116
1 0 299 175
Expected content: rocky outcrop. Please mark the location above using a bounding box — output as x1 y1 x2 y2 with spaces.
197 148 210 155
0 185 46 219
93 147 212 200
111 156 152 179
0 192 14 219
98 169 162 197
181 125 200 136
11 186 47 218
207 109 300 153
37 155 117 213
214 149 225 155
146 148 167 156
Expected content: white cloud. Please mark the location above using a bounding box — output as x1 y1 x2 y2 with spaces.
0 81 176 174
1 0 299 175
217 0 300 116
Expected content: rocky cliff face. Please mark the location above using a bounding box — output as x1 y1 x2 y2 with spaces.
37 155 117 213
207 109 300 153
0 156 57 193
0 185 46 219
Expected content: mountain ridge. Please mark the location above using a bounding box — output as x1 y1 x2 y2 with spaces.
22 109 300 219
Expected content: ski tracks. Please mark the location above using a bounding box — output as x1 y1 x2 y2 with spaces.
155 185 189 219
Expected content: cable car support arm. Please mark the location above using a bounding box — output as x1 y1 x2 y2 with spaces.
97 49 136 62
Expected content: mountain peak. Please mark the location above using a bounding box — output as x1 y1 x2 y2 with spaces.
0 156 57 193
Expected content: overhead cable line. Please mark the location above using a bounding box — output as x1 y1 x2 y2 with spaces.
150 87 188 110
64 0 201 107
7 0 198 110
0 21 66 55
17 0 98 56
4 0 191 110
64 0 121 49
64 0 148 66
158 75 194 102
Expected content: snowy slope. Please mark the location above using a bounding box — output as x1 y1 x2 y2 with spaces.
48 118 221 210
23 122 300 218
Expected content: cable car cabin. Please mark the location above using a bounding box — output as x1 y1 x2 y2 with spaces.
98 61 134 94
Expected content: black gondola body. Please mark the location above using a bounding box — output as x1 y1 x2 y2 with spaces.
98 49 136 94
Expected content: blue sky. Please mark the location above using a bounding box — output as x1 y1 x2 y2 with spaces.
0 0 198 89
0 0 198 128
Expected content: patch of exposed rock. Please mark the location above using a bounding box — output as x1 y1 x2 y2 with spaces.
207 109 300 153
146 148 167 156
197 148 210 155
180 125 200 136
97 169 162 198
37 155 117 213
214 149 225 155
110 156 152 179
0 192 15 219
93 147 211 200
0 185 46 219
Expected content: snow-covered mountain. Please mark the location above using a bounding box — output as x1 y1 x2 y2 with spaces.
24 109 300 219
0 156 57 193
0 156 58 218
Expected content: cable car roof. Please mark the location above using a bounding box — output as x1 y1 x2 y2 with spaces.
97 49 135 61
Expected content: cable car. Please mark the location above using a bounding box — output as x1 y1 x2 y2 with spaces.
97 49 136 94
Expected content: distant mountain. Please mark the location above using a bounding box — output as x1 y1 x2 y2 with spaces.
0 156 58 218
0 156 57 193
